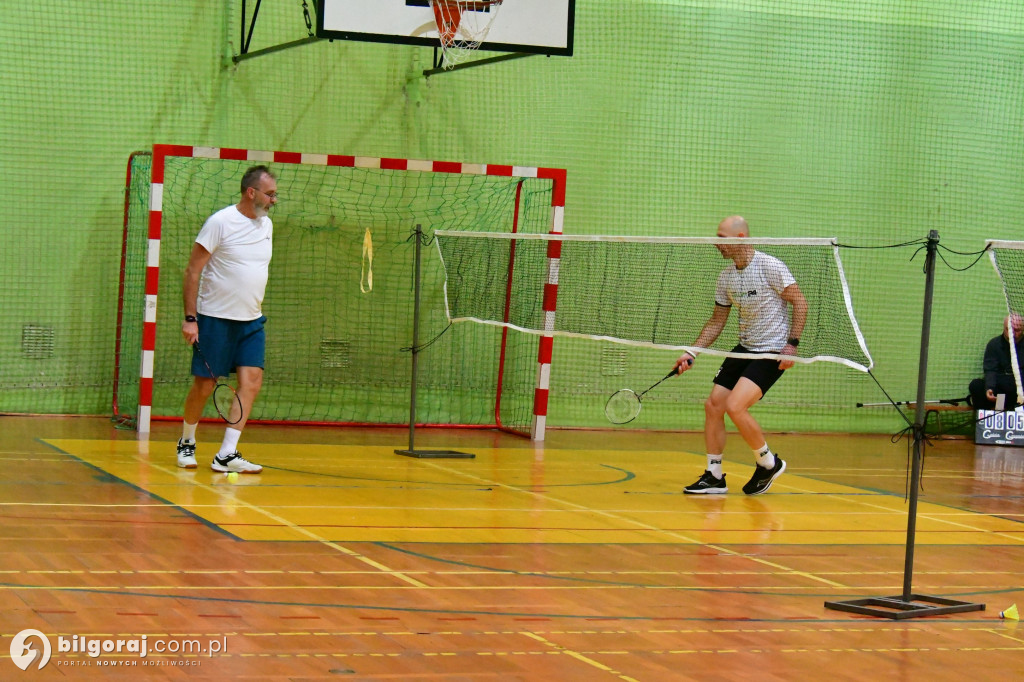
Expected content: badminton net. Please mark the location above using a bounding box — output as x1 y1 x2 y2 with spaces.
986 240 1024 405
435 232 873 372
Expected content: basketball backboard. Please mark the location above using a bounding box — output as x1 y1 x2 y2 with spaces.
315 0 574 56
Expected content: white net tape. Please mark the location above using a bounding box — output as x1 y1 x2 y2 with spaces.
431 0 503 69
987 240 1024 405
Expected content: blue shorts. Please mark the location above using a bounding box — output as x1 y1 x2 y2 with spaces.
191 315 266 378
712 344 786 396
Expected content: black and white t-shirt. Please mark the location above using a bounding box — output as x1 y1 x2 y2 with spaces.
714 251 796 352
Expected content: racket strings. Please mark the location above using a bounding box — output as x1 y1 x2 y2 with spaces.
194 343 244 425
213 383 243 425
605 389 642 424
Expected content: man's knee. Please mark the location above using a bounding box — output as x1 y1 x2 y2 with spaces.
724 382 761 417
237 367 264 393
724 397 751 421
968 378 989 408
190 376 217 395
705 393 726 417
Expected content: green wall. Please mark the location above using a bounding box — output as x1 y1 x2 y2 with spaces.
1 1 1022 433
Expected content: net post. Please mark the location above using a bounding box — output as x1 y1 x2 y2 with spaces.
407 223 422 453
901 230 938 600
825 230 983 619
493 181 523 436
395 224 474 460
112 151 150 428
135 144 173 435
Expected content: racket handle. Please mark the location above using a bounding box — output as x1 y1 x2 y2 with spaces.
667 357 692 378
649 366 682 393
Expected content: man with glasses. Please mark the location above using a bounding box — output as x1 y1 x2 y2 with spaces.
176 165 278 474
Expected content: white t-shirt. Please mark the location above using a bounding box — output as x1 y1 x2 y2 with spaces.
714 251 796 352
195 205 273 321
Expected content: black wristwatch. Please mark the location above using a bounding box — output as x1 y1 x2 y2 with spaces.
787 337 800 347
184 315 197 323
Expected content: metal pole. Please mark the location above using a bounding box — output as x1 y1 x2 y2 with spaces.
394 226 473 459
901 229 939 600
233 36 322 64
406 224 423 452
824 229 981 618
422 52 535 77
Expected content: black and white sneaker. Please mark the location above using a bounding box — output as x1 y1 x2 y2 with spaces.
742 457 786 495
684 471 728 494
211 452 263 474
176 439 197 469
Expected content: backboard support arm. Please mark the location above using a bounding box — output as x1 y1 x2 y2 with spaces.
424 49 536 77
234 0 323 64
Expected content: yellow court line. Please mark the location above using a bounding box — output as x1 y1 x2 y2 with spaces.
911 511 1024 544
160 460 431 589
415 457 850 589
158 458 429 588
780 478 1024 543
44 440 429 589
4 568 1018 577
520 631 642 682
42 440 1023 558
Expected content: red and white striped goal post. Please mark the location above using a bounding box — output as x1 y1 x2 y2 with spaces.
138 144 566 439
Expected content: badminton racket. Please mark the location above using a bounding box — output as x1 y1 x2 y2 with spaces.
604 359 689 425
193 342 243 425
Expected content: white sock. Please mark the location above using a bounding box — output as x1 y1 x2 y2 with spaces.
181 422 198 444
217 428 242 459
707 454 724 479
754 444 776 469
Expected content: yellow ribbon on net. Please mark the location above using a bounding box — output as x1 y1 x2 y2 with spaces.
360 227 373 293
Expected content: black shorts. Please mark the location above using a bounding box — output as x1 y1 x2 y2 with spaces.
712 344 786 396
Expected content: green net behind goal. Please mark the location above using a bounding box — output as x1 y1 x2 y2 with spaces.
115 151 558 432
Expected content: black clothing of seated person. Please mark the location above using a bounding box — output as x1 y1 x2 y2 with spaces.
968 313 1024 410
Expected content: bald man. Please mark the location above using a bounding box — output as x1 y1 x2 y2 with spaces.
968 313 1024 410
673 216 808 495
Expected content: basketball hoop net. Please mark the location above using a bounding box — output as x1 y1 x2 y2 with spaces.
430 0 503 69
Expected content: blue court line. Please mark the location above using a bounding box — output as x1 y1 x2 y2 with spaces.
0 580 1014 622
37 439 242 541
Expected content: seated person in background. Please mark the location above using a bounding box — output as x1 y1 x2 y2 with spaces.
968 312 1024 410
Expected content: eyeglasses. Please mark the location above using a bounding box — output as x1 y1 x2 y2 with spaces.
251 187 279 200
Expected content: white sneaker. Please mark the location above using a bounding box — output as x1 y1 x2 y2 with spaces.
211 452 263 474
176 439 197 469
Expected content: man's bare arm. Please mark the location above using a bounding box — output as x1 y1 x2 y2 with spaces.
675 304 731 373
182 243 212 344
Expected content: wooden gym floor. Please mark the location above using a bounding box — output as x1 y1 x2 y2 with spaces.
1 415 1022 680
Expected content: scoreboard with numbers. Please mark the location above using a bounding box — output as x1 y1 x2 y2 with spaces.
975 407 1024 447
